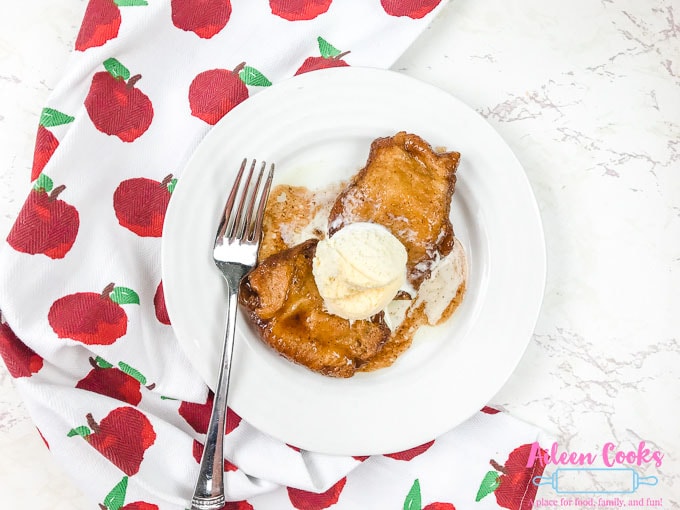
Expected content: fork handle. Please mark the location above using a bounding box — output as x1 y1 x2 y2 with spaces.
191 283 240 510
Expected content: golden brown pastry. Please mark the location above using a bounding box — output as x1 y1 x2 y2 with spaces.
328 131 460 289
239 239 391 378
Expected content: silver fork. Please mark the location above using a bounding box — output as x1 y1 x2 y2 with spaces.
191 159 275 510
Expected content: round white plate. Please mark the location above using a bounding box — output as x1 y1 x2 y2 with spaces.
162 67 546 455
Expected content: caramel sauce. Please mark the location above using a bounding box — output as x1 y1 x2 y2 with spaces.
358 282 466 372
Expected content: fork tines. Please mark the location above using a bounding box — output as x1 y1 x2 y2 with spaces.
218 159 275 243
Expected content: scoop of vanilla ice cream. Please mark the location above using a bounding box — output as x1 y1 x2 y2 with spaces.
312 222 407 320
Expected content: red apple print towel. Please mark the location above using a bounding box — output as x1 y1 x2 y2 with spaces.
0 1 549 509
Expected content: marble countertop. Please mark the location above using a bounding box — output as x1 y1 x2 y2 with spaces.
1 0 678 508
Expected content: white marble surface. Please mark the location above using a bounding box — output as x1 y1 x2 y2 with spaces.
1 0 678 508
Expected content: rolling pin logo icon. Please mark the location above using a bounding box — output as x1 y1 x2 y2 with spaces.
533 467 659 494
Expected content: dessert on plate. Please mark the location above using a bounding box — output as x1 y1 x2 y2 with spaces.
239 131 467 377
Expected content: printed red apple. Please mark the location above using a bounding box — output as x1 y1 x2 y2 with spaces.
68 407 156 476
76 356 155 405
154 281 171 325
221 501 254 510
287 477 346 510
475 443 547 510
192 439 238 471
7 174 79 259
76 0 121 51
384 439 434 461
75 0 147 51
270 0 332 21
37 428 50 449
0 320 43 378
48 283 139 345
99 476 159 510
481 405 501 414
31 107 75 181
380 0 442 19
403 479 456 510
295 37 349 75
113 175 175 237
32 127 58 181
494 443 547 510
179 390 242 434
189 63 271 125
171 0 231 39
120 503 158 510
85 58 153 142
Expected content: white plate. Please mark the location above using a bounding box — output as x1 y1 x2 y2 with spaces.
162 67 545 455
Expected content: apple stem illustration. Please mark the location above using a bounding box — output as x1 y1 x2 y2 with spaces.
161 174 174 187
102 282 116 298
86 412 101 434
49 184 66 201
490 459 507 474
334 50 351 60
99 504 106 510
89 355 115 369
233 61 246 74
126 74 142 89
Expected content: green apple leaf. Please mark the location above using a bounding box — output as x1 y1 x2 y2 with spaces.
109 286 140 305
67 426 91 438
95 356 114 369
114 0 148 5
103 476 128 510
318 36 342 58
118 361 147 385
403 479 421 510
33 173 54 192
239 66 272 87
167 178 178 194
475 470 500 502
160 395 178 400
40 107 75 128
103 58 131 81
